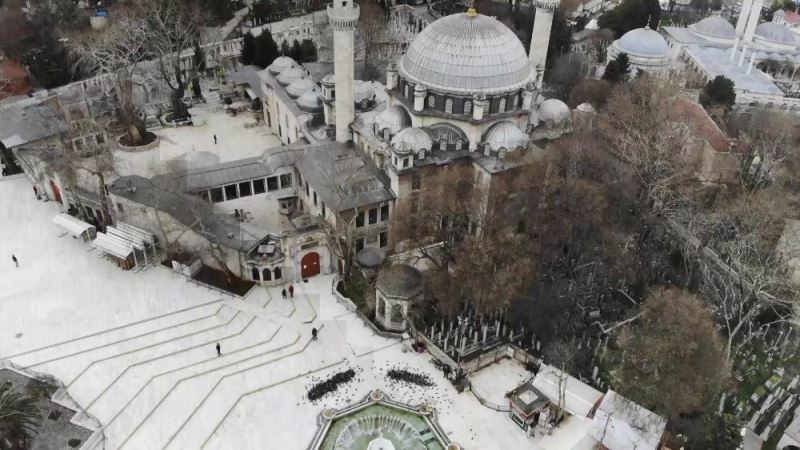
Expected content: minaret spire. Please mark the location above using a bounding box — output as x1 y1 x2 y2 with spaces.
529 0 558 89
327 0 360 143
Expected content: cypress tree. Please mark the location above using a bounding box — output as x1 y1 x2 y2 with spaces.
240 32 255 65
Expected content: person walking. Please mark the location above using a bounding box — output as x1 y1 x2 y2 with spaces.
11 254 18 268
213 134 217 145
281 288 287 299
216 342 221 357
288 284 294 298
311 328 318 341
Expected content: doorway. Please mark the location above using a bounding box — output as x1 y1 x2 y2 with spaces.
301 252 320 279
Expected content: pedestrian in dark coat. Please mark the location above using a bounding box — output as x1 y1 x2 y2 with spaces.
213 134 218 145
11 254 18 268
311 328 318 341
288 284 294 298
216 342 221 356
282 288 287 299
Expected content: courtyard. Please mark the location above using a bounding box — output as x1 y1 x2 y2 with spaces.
0 174 588 449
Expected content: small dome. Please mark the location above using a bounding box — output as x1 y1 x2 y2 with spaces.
356 247 386 269
614 27 670 57
576 102 595 113
354 80 376 104
321 74 335 86
276 67 306 86
374 106 411 136
286 77 315 98
689 16 736 40
391 127 432 154
539 99 571 123
483 121 529 151
755 22 797 46
376 264 424 298
398 12 533 96
297 88 322 111
268 56 297 74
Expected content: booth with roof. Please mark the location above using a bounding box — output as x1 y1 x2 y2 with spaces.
51 213 97 242
92 222 160 270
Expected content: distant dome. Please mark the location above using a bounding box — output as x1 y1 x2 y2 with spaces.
268 56 297 74
398 11 533 95
483 121 529 151
376 264 424 298
539 99 571 123
297 88 322 111
391 127 432 154
276 67 306 86
356 247 386 269
354 80 376 104
374 106 411 136
689 16 736 40
576 102 595 113
614 27 670 57
286 77 315 98
755 22 797 46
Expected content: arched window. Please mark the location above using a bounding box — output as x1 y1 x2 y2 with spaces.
262 268 272 281
383 129 390 140
498 98 506 113
361 98 369 109
377 297 385 315
390 303 404 323
445 98 453 114
464 100 472 115
512 94 520 109
274 267 282 280
251 267 260 281
427 95 435 108
439 139 447 151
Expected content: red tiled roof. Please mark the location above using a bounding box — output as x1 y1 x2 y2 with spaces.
669 97 731 153
0 57 32 96
783 10 800 26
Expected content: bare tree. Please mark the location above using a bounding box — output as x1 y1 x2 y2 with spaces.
736 110 798 191
359 0 388 81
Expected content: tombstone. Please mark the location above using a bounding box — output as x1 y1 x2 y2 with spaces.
592 366 599 381
482 325 487 345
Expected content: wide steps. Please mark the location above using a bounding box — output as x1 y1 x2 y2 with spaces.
67 308 246 407
104 326 304 449
119 329 340 449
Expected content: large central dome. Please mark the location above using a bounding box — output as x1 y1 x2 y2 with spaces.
398 11 533 96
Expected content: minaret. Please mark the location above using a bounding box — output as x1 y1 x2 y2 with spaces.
327 0 360 143
735 0 754 35
744 0 763 42
529 0 559 89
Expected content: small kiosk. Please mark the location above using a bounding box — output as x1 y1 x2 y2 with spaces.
51 213 97 242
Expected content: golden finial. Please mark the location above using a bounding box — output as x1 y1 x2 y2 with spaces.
467 7 477 17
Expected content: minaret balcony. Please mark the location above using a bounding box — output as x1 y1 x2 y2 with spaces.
327 3 360 30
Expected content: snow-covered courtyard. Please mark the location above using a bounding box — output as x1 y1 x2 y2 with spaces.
0 174 588 449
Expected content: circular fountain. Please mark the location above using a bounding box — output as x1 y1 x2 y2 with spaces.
367 436 395 450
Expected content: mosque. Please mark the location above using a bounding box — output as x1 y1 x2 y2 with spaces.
601 0 800 112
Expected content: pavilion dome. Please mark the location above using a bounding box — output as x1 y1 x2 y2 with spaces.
482 121 529 151
286 77 316 98
374 105 411 137
376 264 424 298
297 88 322 111
755 22 797 46
689 16 736 41
276 67 306 86
538 98 571 123
614 27 670 58
397 10 533 96
268 56 297 75
391 127 432 154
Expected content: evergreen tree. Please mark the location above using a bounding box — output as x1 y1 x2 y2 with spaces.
240 32 255 65
253 31 280 68
598 0 661 38
300 39 317 63
280 39 291 58
602 53 630 83
699 75 736 111
193 41 206 73
290 39 303 62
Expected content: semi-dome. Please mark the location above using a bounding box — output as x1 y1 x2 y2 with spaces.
483 121 529 151
391 127 432 153
268 56 297 74
614 27 670 57
397 11 533 95
538 98 571 123
286 77 315 98
297 88 322 111
276 67 305 85
689 16 736 40
376 264 424 298
755 22 797 46
374 105 411 136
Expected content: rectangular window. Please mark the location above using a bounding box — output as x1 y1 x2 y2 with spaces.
297 172 302 186
380 205 389 222
403 158 410 168
379 231 388 248
267 176 279 192
313 191 317 206
239 181 252 197
253 179 266 194
321 202 326 217
412 172 421 191
224 184 238 200
355 238 365 252
279 173 292 188
356 211 365 227
368 208 378 225
210 187 224 203
305 182 309 196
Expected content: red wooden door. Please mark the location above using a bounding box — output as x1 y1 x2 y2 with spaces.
50 180 62 203
301 252 320 279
